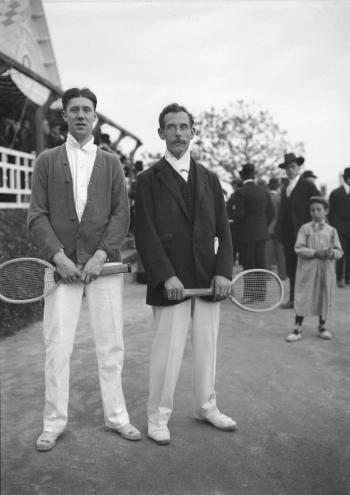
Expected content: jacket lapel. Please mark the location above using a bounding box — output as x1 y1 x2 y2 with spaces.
87 147 101 197
80 148 102 222
193 159 208 220
60 144 78 221
156 158 191 222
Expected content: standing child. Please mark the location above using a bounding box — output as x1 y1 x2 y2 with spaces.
286 196 343 342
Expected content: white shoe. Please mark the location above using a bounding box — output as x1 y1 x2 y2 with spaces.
286 331 302 343
147 424 170 445
114 423 141 441
36 431 62 451
198 413 237 431
318 328 332 340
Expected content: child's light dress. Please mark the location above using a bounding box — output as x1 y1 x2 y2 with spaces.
294 221 343 319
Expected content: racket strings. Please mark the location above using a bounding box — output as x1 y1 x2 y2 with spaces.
0 260 56 302
232 272 282 310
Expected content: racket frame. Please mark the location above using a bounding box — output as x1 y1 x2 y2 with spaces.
183 269 284 312
0 258 132 304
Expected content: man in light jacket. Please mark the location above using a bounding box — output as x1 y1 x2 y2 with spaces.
28 87 140 451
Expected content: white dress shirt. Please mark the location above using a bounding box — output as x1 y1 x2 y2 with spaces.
286 174 301 197
66 133 97 221
343 183 350 195
164 148 191 182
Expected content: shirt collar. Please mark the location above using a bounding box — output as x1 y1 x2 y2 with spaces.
289 173 301 186
312 219 327 230
344 183 350 194
243 179 254 184
164 147 191 173
66 132 95 152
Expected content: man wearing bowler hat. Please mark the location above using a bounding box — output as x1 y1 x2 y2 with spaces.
275 153 319 308
302 170 318 184
233 163 273 271
328 167 350 287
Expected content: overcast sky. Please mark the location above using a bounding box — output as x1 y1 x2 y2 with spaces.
43 0 350 191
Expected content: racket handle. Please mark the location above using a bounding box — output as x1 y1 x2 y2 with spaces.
101 263 131 275
183 288 213 296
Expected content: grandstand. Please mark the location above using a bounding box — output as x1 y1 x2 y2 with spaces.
0 0 142 208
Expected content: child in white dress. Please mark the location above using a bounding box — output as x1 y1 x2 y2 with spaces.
286 196 343 342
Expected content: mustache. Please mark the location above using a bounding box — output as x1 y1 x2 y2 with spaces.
172 140 187 144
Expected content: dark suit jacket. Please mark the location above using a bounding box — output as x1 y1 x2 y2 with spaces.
28 144 129 263
328 186 350 237
134 157 233 306
232 181 274 243
275 177 319 245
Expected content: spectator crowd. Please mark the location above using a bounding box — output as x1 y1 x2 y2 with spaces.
226 156 349 340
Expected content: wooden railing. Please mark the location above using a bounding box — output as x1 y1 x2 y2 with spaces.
0 147 35 208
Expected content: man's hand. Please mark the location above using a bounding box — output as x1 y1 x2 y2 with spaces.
80 250 107 284
164 276 184 301
314 249 327 260
211 275 231 301
52 250 81 283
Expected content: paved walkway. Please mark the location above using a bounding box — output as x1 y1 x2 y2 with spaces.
1 275 350 495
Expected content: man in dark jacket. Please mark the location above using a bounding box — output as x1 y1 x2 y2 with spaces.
232 163 274 271
135 103 235 445
329 167 350 287
275 153 319 308
226 178 242 266
265 177 287 280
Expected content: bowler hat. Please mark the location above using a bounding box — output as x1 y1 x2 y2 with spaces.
302 170 317 179
239 163 255 178
278 153 305 169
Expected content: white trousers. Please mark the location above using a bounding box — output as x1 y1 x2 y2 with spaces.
148 297 221 427
43 274 129 433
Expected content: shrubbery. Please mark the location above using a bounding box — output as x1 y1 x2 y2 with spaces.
0 209 43 337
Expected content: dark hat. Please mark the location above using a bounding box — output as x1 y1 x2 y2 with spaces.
343 167 350 180
278 153 305 169
100 133 111 144
309 196 328 208
268 177 280 190
239 163 255 178
302 170 317 179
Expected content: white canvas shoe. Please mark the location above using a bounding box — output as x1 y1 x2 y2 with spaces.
148 424 170 445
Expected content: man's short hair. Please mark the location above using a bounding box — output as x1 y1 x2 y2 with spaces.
268 177 280 190
158 103 194 129
62 87 97 111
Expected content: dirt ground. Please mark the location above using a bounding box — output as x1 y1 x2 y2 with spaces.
1 275 350 495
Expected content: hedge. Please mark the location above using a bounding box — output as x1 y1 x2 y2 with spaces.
0 209 43 337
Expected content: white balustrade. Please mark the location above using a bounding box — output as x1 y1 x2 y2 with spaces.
0 146 35 208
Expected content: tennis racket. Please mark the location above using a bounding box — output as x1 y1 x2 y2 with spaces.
0 257 131 304
183 269 284 312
